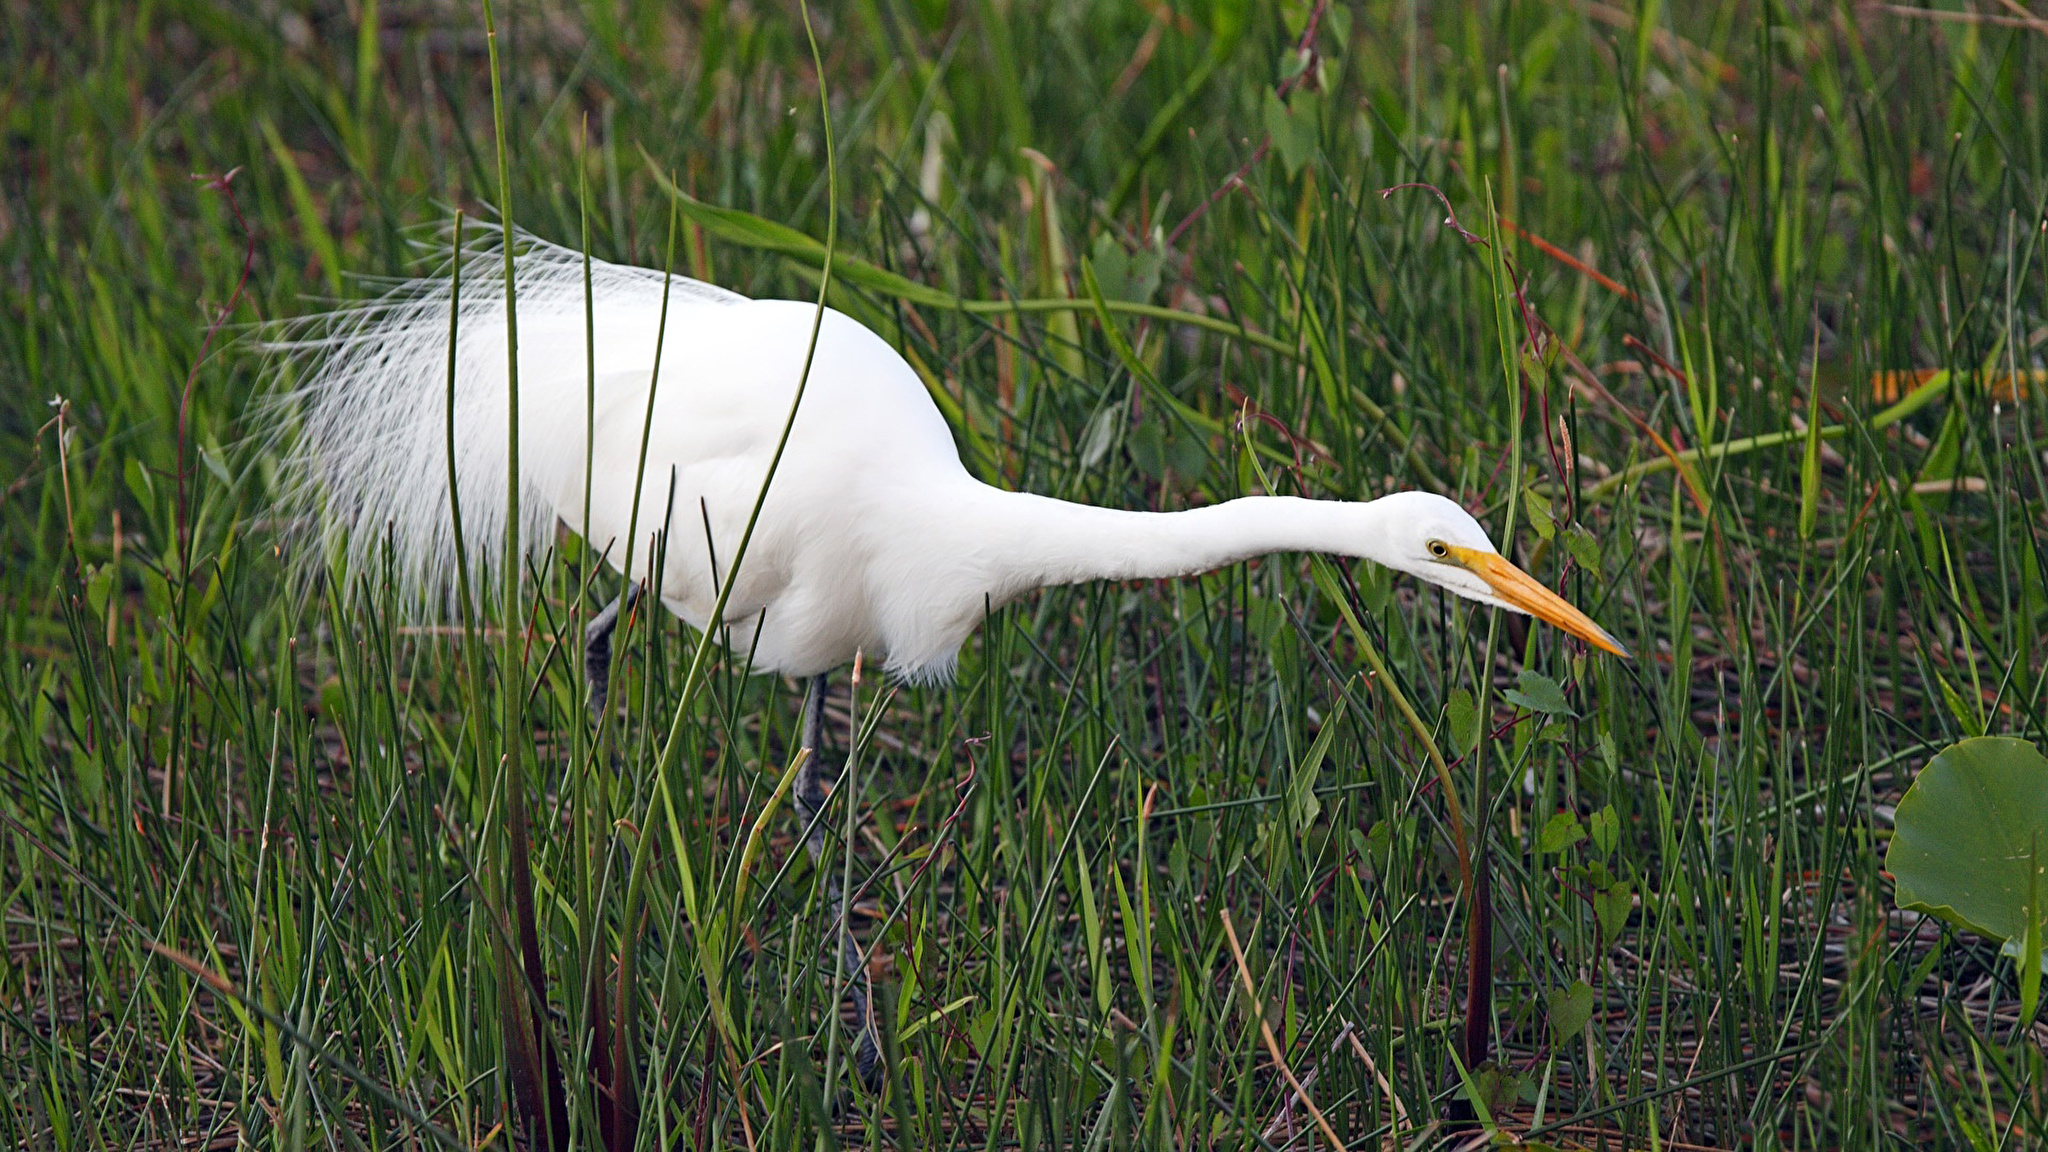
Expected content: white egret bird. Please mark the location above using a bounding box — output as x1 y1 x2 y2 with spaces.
279 233 1628 1081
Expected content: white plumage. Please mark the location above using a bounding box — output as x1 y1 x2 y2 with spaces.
276 233 1626 680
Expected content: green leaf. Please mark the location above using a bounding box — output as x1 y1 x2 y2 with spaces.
1322 2 1352 44
1262 88 1320 177
1594 881 1631 942
1464 1062 1521 1117
1087 232 1162 304
967 1007 998 1053
1504 669 1573 717
1078 405 1121 471
1563 523 1603 572
1445 688 1479 756
1278 0 1316 36
1888 737 2048 950
1206 0 1251 53
1587 805 1619 856
85 562 117 621
1538 811 1584 855
1545 979 1594 1044
1933 672 1985 738
1912 406 1966 506
1072 836 1109 1015
1110 859 1150 1014
1088 234 1132 304
1523 486 1555 541
1078 254 1160 394
200 444 235 488
1870 367 1952 429
1363 817 1410 880
124 456 155 508
1127 418 1168 480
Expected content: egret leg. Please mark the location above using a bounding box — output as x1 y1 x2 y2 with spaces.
583 582 644 723
793 674 884 1088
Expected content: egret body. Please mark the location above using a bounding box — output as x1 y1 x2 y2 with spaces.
279 234 1627 1084
285 237 1626 674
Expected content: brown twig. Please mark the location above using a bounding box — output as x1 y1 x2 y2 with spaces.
1219 909 1345 1150
1497 216 1641 304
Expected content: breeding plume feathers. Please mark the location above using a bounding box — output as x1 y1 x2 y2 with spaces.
269 229 743 610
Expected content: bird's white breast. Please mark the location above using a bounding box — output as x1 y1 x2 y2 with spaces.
543 300 982 678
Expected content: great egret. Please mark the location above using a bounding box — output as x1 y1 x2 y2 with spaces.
278 233 1628 1082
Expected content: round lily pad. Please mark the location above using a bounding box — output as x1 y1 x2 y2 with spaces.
1887 736 2048 942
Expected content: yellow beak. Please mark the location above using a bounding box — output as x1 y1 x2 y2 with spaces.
1447 546 1631 658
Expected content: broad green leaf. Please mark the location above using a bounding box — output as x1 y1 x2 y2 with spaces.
1594 881 1631 942
1322 2 1352 43
1127 419 1169 481
1206 0 1251 53
1110 860 1150 1015
124 455 155 508
1504 668 1573 717
1445 687 1479 756
85 562 117 621
1078 405 1121 470
1465 1062 1521 1117
1078 255 1154 390
1563 523 1602 571
967 1007 998 1053
1888 737 2048 948
200 444 235 488
1538 811 1584 855
1587 805 1619 856
1262 88 1320 177
1087 232 1162 304
1523 485 1556 541
1546 979 1595 1044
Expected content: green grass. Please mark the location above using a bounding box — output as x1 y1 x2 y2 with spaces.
6 1 2047 1147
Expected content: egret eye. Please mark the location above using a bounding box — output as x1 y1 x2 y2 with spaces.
1426 539 1450 560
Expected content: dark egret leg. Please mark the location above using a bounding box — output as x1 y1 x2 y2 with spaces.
793 673 884 1088
583 582 643 723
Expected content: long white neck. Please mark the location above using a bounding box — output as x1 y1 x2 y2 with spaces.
939 483 1408 600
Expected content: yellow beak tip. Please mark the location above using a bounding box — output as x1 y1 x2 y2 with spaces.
1457 547 1630 660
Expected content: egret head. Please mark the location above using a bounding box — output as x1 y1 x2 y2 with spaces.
1370 492 1630 658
